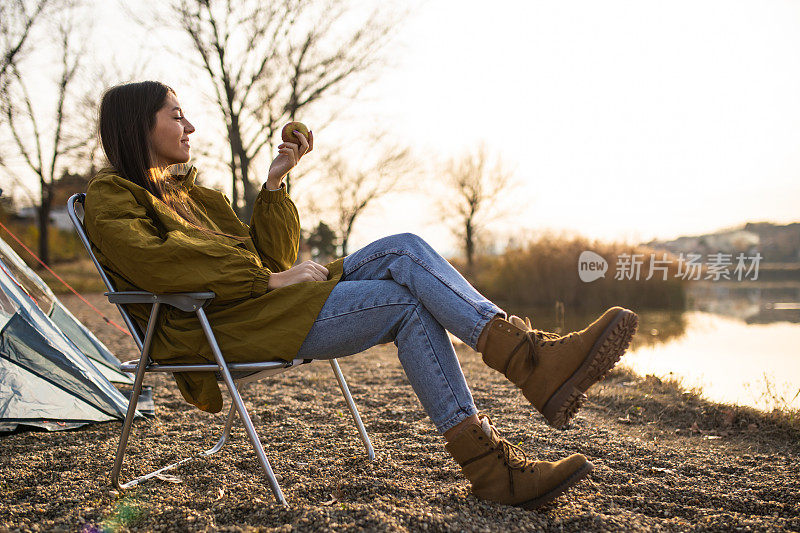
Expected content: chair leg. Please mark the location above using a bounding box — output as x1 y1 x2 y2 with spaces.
204 402 237 456
110 358 146 490
110 389 240 490
329 359 375 461
110 303 161 491
196 308 288 506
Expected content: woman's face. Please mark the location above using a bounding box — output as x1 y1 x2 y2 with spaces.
149 92 195 167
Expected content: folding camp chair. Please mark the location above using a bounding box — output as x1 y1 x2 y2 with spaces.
67 193 374 506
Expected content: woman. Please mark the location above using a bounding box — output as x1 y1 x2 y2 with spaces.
85 81 638 510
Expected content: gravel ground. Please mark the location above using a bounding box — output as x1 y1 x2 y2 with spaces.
1 294 798 532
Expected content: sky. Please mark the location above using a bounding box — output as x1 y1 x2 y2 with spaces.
7 0 800 255
347 0 800 252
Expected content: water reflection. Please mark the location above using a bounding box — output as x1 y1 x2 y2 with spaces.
501 284 800 411
622 311 800 411
498 304 688 349
687 283 800 325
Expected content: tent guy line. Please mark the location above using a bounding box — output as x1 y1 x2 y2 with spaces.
0 219 131 337
0 232 137 431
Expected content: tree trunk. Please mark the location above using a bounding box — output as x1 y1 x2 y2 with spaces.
285 103 298 195
465 218 475 270
228 115 244 218
227 113 261 220
228 134 239 216
37 201 50 266
341 215 358 256
241 155 259 220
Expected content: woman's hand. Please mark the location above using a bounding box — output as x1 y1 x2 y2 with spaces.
267 260 329 290
265 130 314 189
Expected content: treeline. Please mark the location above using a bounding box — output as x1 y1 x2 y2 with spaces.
453 233 686 311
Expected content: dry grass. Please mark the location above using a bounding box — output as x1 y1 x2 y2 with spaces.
35 258 106 294
453 232 686 311
590 366 800 444
0 220 85 266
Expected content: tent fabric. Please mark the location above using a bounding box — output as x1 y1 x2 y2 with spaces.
0 238 133 432
49 301 130 384
0 236 131 384
1 314 125 420
0 357 115 427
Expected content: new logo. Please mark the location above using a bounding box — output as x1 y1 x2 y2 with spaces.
578 251 608 282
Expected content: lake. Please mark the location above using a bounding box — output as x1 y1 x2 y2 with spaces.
503 282 800 412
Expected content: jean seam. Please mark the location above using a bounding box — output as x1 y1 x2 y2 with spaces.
345 248 494 318
468 308 500 349
411 305 474 429
314 300 417 322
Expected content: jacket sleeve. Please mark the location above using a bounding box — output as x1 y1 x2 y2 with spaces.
85 179 271 301
248 183 300 272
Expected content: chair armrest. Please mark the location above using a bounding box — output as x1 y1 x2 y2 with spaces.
105 291 216 312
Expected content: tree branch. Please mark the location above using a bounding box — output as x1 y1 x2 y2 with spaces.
0 0 51 82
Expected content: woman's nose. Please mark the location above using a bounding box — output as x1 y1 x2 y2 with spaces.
184 120 196 134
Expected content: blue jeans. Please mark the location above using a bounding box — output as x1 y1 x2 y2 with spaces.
296 233 506 434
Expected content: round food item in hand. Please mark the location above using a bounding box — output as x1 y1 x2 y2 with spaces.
281 121 309 143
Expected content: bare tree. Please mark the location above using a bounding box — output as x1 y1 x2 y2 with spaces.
0 0 57 172
75 61 148 176
304 142 415 255
0 12 93 264
440 144 513 269
170 0 405 218
0 0 53 84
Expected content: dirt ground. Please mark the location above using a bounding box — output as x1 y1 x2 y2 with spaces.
1 294 798 532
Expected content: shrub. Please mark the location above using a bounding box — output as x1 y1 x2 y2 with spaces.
0 220 84 266
452 233 686 311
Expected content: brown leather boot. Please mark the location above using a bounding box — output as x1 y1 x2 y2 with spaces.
445 416 592 509
481 307 639 428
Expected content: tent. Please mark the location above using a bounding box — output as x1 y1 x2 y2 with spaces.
0 237 132 384
0 237 133 431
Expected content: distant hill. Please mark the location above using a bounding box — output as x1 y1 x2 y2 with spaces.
646 222 800 263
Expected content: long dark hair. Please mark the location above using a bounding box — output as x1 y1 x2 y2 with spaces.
98 81 211 231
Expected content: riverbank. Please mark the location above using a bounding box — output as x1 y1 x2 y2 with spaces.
1 294 798 531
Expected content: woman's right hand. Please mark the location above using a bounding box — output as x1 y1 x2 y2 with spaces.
267 260 329 290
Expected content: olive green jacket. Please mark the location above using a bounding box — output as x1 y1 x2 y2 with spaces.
84 165 343 412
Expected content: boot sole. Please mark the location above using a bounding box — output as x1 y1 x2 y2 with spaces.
541 308 639 429
519 460 594 510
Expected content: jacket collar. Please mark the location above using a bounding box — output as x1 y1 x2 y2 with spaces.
91 164 198 191
165 164 197 190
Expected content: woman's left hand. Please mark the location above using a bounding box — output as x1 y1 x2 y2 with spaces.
266 130 313 188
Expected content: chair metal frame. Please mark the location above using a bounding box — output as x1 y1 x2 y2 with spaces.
67 193 374 506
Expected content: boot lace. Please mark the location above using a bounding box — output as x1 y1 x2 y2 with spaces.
533 329 562 341
483 417 534 471
516 316 562 341
509 330 577 372
497 437 533 470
